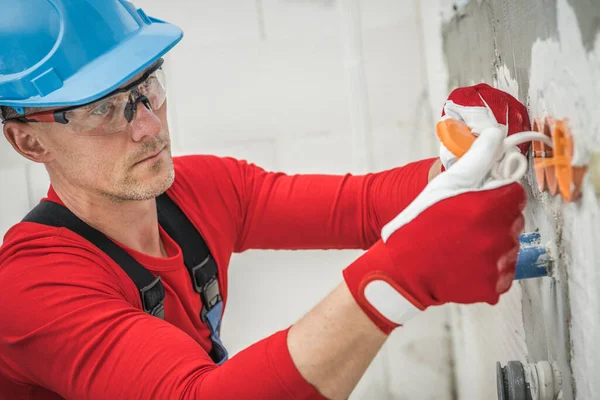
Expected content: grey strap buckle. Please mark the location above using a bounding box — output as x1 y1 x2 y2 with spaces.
140 276 165 319
200 279 222 321
191 256 214 293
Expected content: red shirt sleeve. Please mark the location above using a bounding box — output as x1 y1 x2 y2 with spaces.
172 155 436 252
0 235 324 400
0 155 435 399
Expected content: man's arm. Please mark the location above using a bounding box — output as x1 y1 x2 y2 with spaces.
172 155 440 252
0 152 520 400
288 282 387 399
169 154 441 253
235 157 441 252
0 243 384 400
428 158 443 181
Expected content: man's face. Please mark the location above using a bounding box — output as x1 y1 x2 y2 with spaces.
33 70 175 202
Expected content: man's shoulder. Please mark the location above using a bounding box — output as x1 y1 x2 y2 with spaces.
0 222 121 284
168 155 249 248
172 154 242 182
169 154 246 202
2 220 95 252
0 221 137 317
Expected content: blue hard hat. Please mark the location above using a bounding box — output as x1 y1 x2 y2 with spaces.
0 0 183 110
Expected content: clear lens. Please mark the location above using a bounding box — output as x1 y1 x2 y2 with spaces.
65 93 130 134
138 69 167 111
64 70 167 135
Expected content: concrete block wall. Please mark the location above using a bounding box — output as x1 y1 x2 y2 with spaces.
0 1 452 399
157 1 454 397
146 2 452 398
0 146 49 235
432 0 600 399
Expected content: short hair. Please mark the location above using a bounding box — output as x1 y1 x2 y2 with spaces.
1 106 37 121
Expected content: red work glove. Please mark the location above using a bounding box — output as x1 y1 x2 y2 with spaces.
344 114 527 334
439 83 531 170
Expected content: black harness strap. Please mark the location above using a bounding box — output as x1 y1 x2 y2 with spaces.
22 201 165 319
156 193 219 296
23 194 228 364
156 193 228 363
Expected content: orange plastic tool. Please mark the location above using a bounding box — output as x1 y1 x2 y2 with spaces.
439 116 586 202
436 118 477 158
531 118 557 195
552 120 587 202
543 119 558 196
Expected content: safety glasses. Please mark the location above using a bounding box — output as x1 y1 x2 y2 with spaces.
3 59 167 136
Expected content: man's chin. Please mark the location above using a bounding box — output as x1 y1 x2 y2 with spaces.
109 166 175 202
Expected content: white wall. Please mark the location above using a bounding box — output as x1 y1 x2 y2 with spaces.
139 1 452 399
519 2 600 397
426 0 600 399
0 1 453 398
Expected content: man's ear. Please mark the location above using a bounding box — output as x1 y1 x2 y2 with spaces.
3 122 54 163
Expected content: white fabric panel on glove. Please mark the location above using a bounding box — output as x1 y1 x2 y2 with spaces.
383 122 514 242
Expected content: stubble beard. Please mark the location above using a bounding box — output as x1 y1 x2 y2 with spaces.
104 140 175 202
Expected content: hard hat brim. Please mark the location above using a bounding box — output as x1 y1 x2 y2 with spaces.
1 18 183 108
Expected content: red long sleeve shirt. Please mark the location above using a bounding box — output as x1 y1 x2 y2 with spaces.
0 155 435 400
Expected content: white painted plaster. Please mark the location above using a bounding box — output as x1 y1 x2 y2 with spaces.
494 64 520 99
447 0 600 398
0 1 453 398
528 1 600 398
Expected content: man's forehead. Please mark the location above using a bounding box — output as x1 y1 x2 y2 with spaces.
27 62 157 113
9 60 160 114
123 63 156 88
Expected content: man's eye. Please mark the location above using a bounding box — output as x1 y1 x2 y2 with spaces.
90 102 113 116
141 76 156 90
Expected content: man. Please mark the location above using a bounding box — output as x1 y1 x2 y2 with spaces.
0 1 531 399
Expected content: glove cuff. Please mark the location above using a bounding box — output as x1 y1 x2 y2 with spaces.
343 240 424 335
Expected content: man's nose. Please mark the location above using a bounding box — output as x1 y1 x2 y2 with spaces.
130 100 162 142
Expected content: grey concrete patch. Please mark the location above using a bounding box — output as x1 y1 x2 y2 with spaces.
520 178 575 399
442 1 580 398
567 0 600 53
442 0 559 100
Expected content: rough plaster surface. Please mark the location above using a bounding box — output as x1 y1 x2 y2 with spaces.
528 2 600 398
443 0 559 99
443 0 600 399
566 0 600 53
